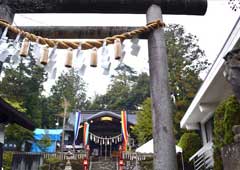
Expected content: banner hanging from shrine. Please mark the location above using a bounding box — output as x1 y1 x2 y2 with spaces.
83 122 90 147
121 110 128 151
73 111 81 145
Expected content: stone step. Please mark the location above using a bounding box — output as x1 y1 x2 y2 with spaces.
90 159 117 170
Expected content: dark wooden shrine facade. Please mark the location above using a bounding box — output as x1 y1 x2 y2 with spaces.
0 98 35 169
65 111 136 157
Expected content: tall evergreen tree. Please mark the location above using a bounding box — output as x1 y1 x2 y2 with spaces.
0 55 47 126
49 69 88 115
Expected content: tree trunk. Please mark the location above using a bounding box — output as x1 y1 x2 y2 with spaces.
147 4 177 170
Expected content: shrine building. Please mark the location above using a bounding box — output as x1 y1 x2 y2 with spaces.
64 111 137 157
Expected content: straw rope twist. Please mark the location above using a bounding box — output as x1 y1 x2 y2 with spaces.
0 19 165 50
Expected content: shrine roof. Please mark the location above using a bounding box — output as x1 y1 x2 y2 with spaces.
0 98 35 130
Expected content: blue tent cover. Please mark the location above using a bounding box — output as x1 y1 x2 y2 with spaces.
31 128 63 153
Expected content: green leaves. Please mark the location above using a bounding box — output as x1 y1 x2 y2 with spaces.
178 132 201 161
89 64 150 110
132 98 152 145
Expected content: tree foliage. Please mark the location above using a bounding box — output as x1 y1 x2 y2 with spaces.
166 24 209 140
0 56 47 126
178 132 201 162
49 69 88 112
3 99 33 150
132 98 152 144
89 64 150 110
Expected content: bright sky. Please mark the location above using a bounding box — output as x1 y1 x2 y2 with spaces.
13 0 239 98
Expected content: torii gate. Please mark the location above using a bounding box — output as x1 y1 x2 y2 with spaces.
0 1 207 169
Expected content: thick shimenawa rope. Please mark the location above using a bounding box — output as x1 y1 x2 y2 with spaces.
0 19 165 50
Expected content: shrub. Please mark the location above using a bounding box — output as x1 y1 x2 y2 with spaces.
213 96 240 170
139 157 153 170
178 132 201 162
3 152 13 170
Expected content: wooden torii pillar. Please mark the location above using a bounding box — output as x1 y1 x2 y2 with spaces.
0 0 207 169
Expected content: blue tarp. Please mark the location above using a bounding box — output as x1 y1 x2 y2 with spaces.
31 128 63 153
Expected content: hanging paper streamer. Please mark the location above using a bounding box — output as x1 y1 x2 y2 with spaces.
74 112 81 145
9 33 21 65
83 122 90 147
121 110 128 151
74 43 87 76
51 67 57 79
89 132 122 145
0 27 10 62
0 27 8 45
131 37 140 56
101 40 111 75
32 38 41 60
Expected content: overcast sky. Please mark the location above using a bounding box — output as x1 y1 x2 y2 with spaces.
13 0 240 98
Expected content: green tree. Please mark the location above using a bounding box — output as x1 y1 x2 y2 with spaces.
89 65 150 110
165 24 209 140
132 98 152 144
4 99 33 150
89 64 138 110
49 69 88 114
0 55 47 126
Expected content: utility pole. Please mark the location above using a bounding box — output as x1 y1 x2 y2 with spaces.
61 97 69 153
147 4 177 170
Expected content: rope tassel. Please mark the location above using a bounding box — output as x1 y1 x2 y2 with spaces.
40 45 49 65
65 48 73 68
114 38 122 60
90 47 98 67
19 38 30 57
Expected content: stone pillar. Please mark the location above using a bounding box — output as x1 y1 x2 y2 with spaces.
0 3 14 74
221 125 240 170
224 48 240 103
147 4 177 170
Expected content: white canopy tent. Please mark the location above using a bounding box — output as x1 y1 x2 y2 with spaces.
136 139 182 153
136 139 184 170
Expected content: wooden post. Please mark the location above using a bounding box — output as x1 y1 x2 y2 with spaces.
0 124 5 169
147 4 177 170
61 98 69 153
